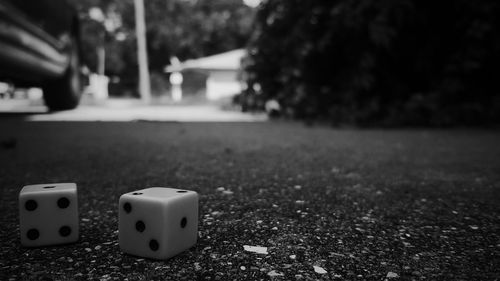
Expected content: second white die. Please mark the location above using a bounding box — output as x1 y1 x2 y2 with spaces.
118 187 199 259
19 183 79 247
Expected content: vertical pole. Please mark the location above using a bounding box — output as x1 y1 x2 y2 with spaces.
97 45 105 75
134 0 151 103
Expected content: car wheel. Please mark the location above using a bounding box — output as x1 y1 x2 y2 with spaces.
42 35 81 111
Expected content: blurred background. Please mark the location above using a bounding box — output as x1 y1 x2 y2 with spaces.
1 0 499 126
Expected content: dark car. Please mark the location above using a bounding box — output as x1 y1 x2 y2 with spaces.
0 0 82 110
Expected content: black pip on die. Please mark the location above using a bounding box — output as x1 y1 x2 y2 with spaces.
19 183 79 247
119 187 199 259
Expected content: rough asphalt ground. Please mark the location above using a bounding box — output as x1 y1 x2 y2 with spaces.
0 121 499 280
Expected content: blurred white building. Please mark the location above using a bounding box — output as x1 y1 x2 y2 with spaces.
165 49 246 100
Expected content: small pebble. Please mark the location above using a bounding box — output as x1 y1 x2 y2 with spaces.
313 266 327 274
268 270 284 277
243 245 268 255
386 272 399 278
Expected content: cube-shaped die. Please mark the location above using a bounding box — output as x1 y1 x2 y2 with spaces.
19 183 79 247
119 187 199 259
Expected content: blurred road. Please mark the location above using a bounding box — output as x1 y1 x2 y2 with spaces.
0 121 499 280
0 98 267 122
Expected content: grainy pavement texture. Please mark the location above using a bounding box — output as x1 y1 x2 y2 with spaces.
1 120 499 280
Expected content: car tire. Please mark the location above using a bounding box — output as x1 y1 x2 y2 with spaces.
42 35 81 111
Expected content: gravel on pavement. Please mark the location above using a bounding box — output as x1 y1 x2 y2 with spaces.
1 121 499 280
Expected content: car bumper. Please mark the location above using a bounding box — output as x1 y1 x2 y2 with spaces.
0 2 69 81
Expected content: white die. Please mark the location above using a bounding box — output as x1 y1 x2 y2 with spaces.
118 187 199 259
19 183 79 247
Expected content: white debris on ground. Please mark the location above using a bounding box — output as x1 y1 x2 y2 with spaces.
331 167 341 174
386 272 399 278
243 245 268 255
267 270 284 277
215 186 234 195
313 266 327 274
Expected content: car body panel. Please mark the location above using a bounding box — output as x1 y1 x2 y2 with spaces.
4 0 74 48
0 0 77 84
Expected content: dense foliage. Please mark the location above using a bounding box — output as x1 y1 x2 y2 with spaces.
242 0 500 126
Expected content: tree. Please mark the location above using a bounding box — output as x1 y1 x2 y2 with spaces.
242 0 500 126
70 0 256 96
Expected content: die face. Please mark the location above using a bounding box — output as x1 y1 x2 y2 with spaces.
119 194 166 259
118 188 199 260
19 184 79 247
131 187 197 201
21 183 76 195
162 192 198 259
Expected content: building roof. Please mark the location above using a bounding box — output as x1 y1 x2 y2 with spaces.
165 49 246 72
